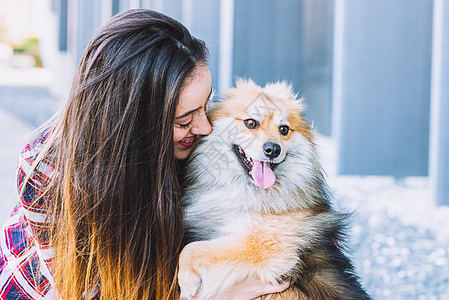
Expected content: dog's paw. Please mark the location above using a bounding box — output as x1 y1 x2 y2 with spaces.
178 270 201 299
178 243 203 299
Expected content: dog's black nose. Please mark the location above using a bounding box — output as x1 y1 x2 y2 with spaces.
263 142 281 159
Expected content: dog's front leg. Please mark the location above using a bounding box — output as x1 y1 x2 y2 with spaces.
178 233 298 300
178 237 250 300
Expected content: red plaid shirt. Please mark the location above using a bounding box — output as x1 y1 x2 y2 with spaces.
0 128 57 299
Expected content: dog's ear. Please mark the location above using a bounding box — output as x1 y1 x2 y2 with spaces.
263 81 306 112
233 78 263 94
206 98 222 112
264 81 296 99
223 78 262 100
234 78 260 90
295 95 307 113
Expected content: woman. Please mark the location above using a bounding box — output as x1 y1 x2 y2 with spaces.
0 9 289 300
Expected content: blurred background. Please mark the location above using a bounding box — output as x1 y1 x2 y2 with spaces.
0 0 448 298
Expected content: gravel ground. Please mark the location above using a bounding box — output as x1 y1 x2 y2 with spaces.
329 176 449 300
1 71 448 299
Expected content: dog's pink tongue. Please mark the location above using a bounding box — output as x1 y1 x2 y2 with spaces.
249 160 276 189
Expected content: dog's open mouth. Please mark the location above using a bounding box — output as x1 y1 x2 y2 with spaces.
233 145 277 189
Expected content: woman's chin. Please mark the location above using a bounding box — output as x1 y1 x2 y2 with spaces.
174 147 194 160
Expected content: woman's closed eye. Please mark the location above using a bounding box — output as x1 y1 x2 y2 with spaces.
176 121 192 129
175 116 193 129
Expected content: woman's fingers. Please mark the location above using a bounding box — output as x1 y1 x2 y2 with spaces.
259 280 291 295
183 278 292 300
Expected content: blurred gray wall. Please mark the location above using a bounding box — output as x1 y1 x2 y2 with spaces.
233 1 303 92
301 0 334 136
430 0 449 206
333 0 433 177
232 0 334 135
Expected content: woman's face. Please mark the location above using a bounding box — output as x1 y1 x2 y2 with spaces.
173 65 213 160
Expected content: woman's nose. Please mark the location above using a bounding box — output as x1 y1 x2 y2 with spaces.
191 113 212 136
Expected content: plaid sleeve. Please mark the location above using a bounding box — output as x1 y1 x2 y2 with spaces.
0 128 57 299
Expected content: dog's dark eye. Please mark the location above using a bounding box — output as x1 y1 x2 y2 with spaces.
244 119 259 129
279 125 290 135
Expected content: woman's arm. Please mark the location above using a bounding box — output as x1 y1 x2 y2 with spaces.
17 128 55 255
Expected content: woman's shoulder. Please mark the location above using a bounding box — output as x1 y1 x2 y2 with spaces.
17 126 55 190
18 126 53 169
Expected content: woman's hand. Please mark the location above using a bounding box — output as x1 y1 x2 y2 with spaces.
181 277 291 300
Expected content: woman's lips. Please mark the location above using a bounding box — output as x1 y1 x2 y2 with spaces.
178 135 197 147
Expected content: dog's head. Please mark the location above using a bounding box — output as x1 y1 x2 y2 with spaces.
190 79 318 194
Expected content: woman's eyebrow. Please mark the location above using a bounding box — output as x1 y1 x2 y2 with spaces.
175 89 213 120
175 107 200 120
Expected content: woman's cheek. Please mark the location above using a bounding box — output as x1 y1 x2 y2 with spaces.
173 128 185 143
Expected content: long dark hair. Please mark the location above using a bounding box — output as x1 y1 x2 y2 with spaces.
37 9 208 299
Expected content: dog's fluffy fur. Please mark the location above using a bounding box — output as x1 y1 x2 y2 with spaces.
178 79 370 299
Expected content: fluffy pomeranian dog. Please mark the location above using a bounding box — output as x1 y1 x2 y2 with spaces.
178 79 370 300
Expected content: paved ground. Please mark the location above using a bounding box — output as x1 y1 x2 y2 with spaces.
0 107 33 224
0 68 59 224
